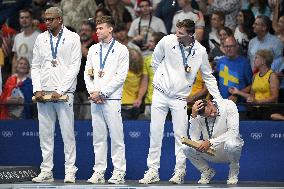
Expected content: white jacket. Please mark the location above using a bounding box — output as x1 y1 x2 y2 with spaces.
31 26 82 95
84 39 129 99
152 34 222 100
189 99 244 148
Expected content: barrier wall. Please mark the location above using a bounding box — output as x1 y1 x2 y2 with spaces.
0 120 284 182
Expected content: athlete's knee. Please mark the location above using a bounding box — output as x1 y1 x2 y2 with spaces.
182 145 197 158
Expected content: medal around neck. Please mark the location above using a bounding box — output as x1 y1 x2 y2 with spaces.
98 70 105 78
51 59 58 67
185 65 191 73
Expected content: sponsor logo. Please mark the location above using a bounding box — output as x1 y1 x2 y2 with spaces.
250 132 262 140
1 131 13 138
129 131 141 138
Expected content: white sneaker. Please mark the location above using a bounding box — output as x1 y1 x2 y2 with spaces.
139 168 159 184
108 170 126 184
64 172 76 183
169 169 185 184
198 168 215 184
87 171 105 184
227 164 239 184
32 171 54 183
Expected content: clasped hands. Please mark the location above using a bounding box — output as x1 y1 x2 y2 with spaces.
196 139 211 152
89 91 105 104
35 91 61 102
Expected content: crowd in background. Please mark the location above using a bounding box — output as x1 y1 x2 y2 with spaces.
0 0 284 120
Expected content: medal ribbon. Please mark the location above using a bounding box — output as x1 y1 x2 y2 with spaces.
100 39 115 70
50 28 63 60
179 41 194 68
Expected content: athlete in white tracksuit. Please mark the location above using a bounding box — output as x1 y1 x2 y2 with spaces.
139 19 222 184
31 11 82 182
183 99 244 184
84 16 129 184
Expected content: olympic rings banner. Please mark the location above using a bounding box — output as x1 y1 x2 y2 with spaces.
0 120 284 182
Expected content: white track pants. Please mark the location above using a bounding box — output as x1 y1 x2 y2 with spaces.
37 94 77 173
182 137 243 172
91 100 126 172
147 90 188 172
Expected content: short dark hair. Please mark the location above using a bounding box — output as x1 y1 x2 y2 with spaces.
138 0 152 6
82 20 95 31
19 8 33 18
212 11 225 22
96 15 115 27
256 15 272 32
176 19 195 34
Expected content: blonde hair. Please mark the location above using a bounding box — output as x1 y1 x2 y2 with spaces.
45 7 63 18
129 48 143 74
255 49 274 68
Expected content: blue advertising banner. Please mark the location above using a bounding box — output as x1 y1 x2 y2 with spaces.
0 120 284 182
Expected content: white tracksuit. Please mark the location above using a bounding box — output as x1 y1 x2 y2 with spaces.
183 99 244 172
147 34 222 172
31 26 82 173
84 39 129 172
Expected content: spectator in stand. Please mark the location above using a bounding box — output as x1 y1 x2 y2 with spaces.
0 0 32 31
229 49 279 119
114 22 141 52
209 26 234 68
171 0 205 42
74 20 97 120
135 32 166 120
128 0 167 53
271 55 284 102
207 11 225 52
121 48 144 120
104 0 133 29
217 37 252 117
60 0 98 32
272 0 284 43
12 8 40 74
247 0 271 17
186 69 208 106
248 15 283 70
155 0 181 34
206 0 241 29
234 9 256 56
0 57 33 119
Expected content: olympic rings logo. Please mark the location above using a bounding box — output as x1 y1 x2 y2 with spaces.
1 130 14 138
129 131 141 138
250 132 262 140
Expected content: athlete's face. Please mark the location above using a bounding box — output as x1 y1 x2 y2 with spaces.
96 23 113 41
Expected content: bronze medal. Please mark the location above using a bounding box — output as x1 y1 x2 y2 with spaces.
51 59 57 67
98 70 105 78
185 66 191 73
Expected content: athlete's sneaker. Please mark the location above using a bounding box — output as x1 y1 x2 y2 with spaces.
139 168 159 184
198 168 215 184
64 171 76 183
108 170 126 184
169 169 186 184
32 171 54 183
227 164 239 184
87 171 105 184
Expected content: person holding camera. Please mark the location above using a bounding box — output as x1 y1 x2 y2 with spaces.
128 0 166 53
183 99 244 185
139 18 222 185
